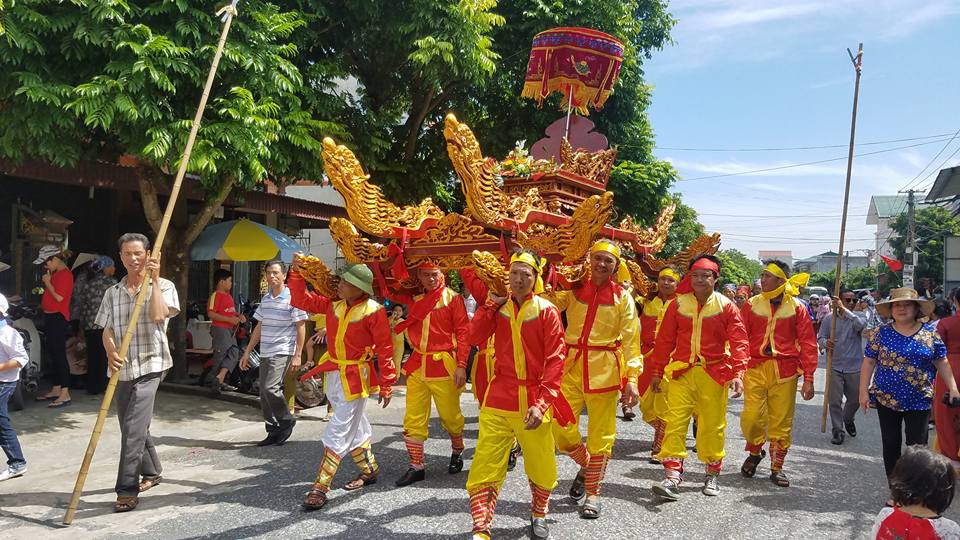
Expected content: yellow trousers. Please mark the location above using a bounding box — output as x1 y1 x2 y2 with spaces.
640 383 669 426
740 360 799 453
403 371 464 441
552 357 619 456
466 410 557 491
658 366 729 464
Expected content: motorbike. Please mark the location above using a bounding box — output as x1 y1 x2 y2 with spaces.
198 295 261 395
6 300 41 411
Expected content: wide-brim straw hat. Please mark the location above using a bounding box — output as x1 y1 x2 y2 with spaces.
875 287 934 318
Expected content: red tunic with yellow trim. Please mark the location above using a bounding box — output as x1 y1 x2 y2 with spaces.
459 268 495 402
288 270 397 401
551 280 643 393
637 294 674 394
468 294 566 418
648 291 749 385
742 295 818 382
388 287 470 381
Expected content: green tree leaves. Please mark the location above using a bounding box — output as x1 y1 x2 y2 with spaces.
889 206 960 286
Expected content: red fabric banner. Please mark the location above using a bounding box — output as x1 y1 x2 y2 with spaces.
880 255 903 272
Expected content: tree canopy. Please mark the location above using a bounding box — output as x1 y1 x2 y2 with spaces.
716 249 762 287
889 206 960 286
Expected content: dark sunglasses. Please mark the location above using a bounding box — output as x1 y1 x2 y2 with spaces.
842 298 857 303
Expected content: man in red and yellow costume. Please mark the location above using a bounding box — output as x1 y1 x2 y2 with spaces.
287 258 397 511
389 263 471 487
636 266 680 463
466 251 569 540
550 239 641 518
648 254 749 500
739 260 817 487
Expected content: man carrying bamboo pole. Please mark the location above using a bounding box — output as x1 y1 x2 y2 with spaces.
738 260 817 488
95 233 179 513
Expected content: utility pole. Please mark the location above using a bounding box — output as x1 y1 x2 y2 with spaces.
900 188 918 288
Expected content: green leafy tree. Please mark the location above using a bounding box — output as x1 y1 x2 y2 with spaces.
808 266 878 292
716 249 762 287
889 206 960 287
0 1 340 376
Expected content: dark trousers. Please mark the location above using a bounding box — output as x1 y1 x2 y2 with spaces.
259 355 294 434
115 372 163 496
43 312 70 388
84 329 108 394
0 381 26 468
876 403 930 476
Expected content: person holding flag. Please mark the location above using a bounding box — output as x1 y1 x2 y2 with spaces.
465 250 570 540
550 239 642 519
636 266 681 464
287 256 397 511
739 260 818 487
387 263 471 487
648 254 750 500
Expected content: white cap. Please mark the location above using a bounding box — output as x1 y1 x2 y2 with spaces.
33 245 62 264
0 293 7 316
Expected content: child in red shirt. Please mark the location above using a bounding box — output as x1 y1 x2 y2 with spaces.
206 269 244 393
872 446 960 539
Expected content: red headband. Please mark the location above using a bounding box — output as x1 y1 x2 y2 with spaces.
417 262 440 270
676 258 719 294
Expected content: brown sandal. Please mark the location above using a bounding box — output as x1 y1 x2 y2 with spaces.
114 496 139 512
770 471 790 487
303 488 328 510
139 475 162 492
343 473 377 491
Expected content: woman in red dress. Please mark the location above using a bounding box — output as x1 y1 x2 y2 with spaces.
935 289 960 465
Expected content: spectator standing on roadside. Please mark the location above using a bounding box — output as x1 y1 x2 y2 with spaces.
34 245 74 408
240 260 307 446
73 256 117 394
206 268 245 394
96 233 179 512
0 293 28 482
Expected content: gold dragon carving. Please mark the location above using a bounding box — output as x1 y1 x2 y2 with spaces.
402 214 496 272
518 192 614 262
321 137 444 237
297 255 338 298
471 250 509 297
619 203 676 255
644 232 722 275
443 114 547 226
329 217 388 263
559 138 617 184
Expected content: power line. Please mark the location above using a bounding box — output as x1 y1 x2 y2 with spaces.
898 127 960 192
677 138 953 182
652 132 955 152
698 212 869 219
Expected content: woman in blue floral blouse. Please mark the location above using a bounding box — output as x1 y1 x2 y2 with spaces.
860 288 960 478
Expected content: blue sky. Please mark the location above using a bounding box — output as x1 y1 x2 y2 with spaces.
643 0 960 260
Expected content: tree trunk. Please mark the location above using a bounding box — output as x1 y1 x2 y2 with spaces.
165 231 191 381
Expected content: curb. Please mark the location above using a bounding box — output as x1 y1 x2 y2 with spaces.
160 381 261 409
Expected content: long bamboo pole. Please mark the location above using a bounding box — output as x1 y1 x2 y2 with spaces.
821 43 863 433
63 1 240 524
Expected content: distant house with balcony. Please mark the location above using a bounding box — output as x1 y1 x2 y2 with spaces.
866 194 931 258
758 250 792 268
794 251 871 274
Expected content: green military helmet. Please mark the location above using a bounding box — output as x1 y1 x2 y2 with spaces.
337 263 374 296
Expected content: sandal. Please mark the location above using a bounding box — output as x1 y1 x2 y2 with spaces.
343 474 377 491
114 496 139 513
569 472 586 501
48 400 72 408
302 488 328 510
579 497 601 519
139 475 162 492
770 471 790 487
740 450 767 478
36 393 58 401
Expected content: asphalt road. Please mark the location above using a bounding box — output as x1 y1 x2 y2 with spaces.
2 359 955 539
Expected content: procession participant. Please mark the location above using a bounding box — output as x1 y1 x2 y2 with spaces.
460 268 522 471
548 239 641 519
739 260 817 487
95 233 179 512
636 266 680 464
387 262 470 487
287 256 397 511
648 254 749 501
465 250 569 540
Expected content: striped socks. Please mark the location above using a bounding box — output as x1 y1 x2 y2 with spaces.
770 441 788 472
468 483 500 535
652 419 666 455
451 433 465 454
404 436 426 470
313 447 342 492
529 480 552 519
350 439 379 478
706 459 723 476
584 453 609 496
567 443 589 471
663 457 684 483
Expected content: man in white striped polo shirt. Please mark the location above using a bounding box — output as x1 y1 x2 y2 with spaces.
241 260 308 446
